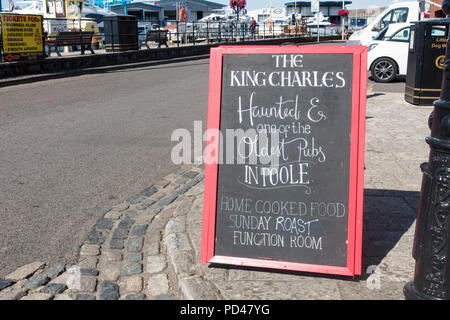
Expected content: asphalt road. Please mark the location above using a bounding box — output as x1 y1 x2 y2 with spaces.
0 58 210 277
368 75 406 93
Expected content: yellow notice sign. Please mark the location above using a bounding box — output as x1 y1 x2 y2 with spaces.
1 14 44 59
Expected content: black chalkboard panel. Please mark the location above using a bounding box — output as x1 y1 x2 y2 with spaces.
201 46 367 276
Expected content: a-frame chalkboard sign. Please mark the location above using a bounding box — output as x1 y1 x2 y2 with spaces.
201 45 367 276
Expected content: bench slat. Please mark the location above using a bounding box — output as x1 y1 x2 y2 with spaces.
143 30 169 48
48 31 95 56
56 32 94 45
146 30 168 42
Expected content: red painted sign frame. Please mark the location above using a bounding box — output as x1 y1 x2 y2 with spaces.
200 45 367 276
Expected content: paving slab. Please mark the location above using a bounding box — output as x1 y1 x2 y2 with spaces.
5 262 46 281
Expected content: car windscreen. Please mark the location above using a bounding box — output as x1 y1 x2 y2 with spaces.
373 25 389 40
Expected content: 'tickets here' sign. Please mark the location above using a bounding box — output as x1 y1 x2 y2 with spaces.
201 45 367 276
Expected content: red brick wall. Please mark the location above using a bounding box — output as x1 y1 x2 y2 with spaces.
430 0 444 18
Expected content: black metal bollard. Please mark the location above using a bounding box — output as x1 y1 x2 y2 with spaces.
404 0 450 300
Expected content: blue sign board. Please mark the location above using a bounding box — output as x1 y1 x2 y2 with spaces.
350 18 366 27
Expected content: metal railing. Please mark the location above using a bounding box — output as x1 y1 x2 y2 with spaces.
43 17 103 53
1 17 343 61
137 20 342 48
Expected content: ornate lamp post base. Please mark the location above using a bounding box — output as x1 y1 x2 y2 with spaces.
403 0 450 300
404 281 443 300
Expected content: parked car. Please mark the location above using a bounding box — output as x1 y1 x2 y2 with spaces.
368 22 446 83
368 23 411 82
348 1 425 45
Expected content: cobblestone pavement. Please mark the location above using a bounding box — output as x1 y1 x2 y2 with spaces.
0 167 203 300
0 90 432 300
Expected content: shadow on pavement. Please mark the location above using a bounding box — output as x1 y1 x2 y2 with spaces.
361 188 418 279
367 93 385 99
101 61 209 75
368 75 406 83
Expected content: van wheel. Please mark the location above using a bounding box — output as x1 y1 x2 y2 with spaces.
371 58 398 83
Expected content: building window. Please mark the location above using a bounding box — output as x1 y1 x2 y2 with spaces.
128 10 142 20
165 10 176 20
145 11 158 21
46 0 55 14
55 0 65 17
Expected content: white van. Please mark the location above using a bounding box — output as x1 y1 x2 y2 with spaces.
348 1 424 45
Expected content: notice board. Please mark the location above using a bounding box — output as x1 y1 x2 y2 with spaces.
0 14 45 62
200 46 367 276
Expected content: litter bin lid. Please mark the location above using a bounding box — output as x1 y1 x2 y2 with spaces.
412 17 450 25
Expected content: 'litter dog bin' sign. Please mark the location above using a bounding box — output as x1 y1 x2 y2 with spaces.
201 45 367 276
